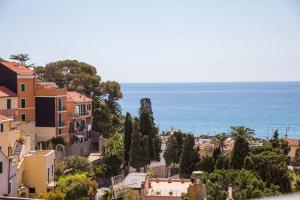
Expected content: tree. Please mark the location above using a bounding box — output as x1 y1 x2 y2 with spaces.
245 148 291 193
230 126 254 141
141 135 150 171
0 57 7 62
211 133 228 154
106 133 124 160
130 118 144 172
214 155 230 170
9 54 34 67
179 134 200 177
163 136 179 166
204 169 280 200
196 156 214 173
139 98 161 161
124 112 133 171
294 141 300 166
64 156 92 172
103 155 122 177
270 130 290 156
38 173 97 200
231 136 249 169
212 147 221 162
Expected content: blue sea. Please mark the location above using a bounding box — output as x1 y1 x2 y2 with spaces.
119 82 300 139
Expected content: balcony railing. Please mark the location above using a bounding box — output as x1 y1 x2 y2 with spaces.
74 111 90 117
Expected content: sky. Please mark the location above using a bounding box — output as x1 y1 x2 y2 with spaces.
0 0 300 83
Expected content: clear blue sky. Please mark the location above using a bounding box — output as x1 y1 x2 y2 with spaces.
1 0 300 83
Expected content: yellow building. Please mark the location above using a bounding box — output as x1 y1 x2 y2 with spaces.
17 150 55 197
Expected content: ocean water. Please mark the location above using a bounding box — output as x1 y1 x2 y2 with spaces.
119 82 300 139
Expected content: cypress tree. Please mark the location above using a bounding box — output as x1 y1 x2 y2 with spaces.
141 135 150 171
129 118 143 172
124 112 133 171
179 134 199 178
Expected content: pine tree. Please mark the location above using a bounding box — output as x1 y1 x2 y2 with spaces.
139 109 155 160
141 135 150 171
129 118 143 172
124 113 133 168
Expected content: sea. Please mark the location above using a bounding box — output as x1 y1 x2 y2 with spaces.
119 82 300 139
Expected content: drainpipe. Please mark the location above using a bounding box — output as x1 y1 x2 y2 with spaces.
7 157 13 196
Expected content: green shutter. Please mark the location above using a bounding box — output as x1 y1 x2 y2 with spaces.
0 162 3 173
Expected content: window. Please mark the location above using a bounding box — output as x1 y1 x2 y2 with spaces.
0 124 3 132
51 164 54 175
21 114 26 122
0 162 3 173
8 181 11 194
58 113 62 127
58 129 62 135
21 83 26 92
7 99 11 109
21 99 26 108
48 167 50 183
58 98 62 111
29 187 35 193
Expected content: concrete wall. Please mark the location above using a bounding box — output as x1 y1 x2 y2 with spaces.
66 139 92 156
18 123 35 150
35 127 56 143
0 152 9 196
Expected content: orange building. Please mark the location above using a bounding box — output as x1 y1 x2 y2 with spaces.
35 82 69 143
66 91 93 143
0 62 36 122
0 86 19 121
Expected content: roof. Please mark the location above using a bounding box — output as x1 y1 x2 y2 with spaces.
67 91 93 103
123 173 148 189
0 86 17 97
286 139 300 147
0 62 35 76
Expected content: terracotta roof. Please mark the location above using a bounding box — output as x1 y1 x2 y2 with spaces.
286 139 300 147
0 62 35 75
0 115 11 122
67 91 92 103
0 86 17 97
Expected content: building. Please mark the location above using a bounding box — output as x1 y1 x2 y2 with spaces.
0 62 36 123
0 86 19 122
66 91 93 143
286 138 300 159
35 81 68 144
17 150 55 197
0 114 55 198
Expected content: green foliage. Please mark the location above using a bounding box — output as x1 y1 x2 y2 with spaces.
230 126 254 140
294 142 300 166
0 57 7 62
103 155 122 177
245 148 291 193
204 169 280 200
196 156 215 173
9 53 34 67
269 131 291 156
39 173 97 200
123 189 141 200
212 147 221 162
179 134 200 177
64 156 92 172
139 98 161 161
124 112 133 166
130 118 144 172
211 133 228 154
214 155 230 170
231 136 249 169
163 132 184 166
106 133 124 160
141 135 150 169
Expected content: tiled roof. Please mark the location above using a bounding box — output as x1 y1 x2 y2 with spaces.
67 91 92 103
286 139 300 147
0 86 17 97
0 115 10 122
123 173 147 189
0 62 35 75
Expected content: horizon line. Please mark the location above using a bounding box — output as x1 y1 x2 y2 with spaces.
119 80 300 84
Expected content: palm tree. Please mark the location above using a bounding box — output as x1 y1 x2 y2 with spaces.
211 133 228 154
230 126 255 141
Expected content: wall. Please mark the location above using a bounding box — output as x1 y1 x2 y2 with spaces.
0 152 9 196
0 121 19 156
17 77 35 122
18 123 36 150
66 139 92 156
35 127 56 143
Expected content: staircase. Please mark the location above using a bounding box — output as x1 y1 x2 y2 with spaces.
13 143 23 157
